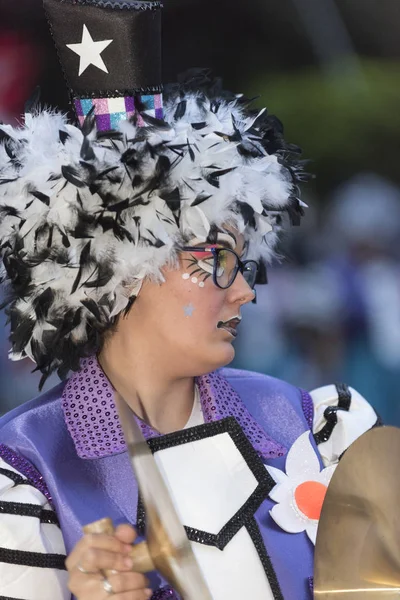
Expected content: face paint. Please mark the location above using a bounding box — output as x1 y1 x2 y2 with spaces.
182 270 207 288
184 303 195 317
183 246 217 286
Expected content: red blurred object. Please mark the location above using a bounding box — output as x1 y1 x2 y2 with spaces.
0 30 41 121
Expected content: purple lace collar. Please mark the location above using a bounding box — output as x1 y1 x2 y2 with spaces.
62 356 285 461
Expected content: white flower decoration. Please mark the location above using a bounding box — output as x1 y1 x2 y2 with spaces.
267 431 337 544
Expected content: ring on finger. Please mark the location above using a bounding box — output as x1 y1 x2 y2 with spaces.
103 577 114 595
77 561 98 575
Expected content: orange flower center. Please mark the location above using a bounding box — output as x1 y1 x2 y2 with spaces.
294 481 327 520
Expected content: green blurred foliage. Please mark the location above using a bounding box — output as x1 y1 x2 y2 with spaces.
248 59 400 198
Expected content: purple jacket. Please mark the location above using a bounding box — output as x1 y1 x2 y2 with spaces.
0 357 317 599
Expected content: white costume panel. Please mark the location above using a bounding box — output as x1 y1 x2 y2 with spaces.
311 384 377 467
0 459 69 600
154 430 274 600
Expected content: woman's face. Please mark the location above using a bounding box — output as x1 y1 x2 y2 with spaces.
115 228 256 376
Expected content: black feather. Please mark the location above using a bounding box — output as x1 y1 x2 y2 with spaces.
31 190 50 206
187 139 195 162
174 100 187 120
72 214 95 239
56 226 71 248
81 107 96 137
123 295 136 316
97 166 119 179
0 205 20 218
0 177 17 184
83 262 114 288
9 313 35 353
97 130 123 141
48 173 61 182
148 236 164 248
33 287 55 320
61 165 85 188
46 225 53 248
140 112 170 130
286 197 304 226
80 136 95 162
160 187 181 212
236 202 256 228
191 122 207 130
81 298 102 321
4 143 16 160
59 130 70 145
206 224 222 244
79 160 97 177
96 215 134 242
131 174 143 189
71 241 91 294
140 155 171 196
205 167 236 188
0 129 13 145
191 192 211 207
98 293 111 307
256 260 268 285
121 148 138 167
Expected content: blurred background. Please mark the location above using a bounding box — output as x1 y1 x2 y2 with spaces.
1 0 400 424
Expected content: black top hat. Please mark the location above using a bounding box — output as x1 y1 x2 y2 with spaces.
43 0 163 129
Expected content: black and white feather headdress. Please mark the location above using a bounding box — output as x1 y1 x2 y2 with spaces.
0 0 308 386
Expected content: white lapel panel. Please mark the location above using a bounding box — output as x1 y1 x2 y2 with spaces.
153 430 274 600
154 432 258 533
191 527 274 600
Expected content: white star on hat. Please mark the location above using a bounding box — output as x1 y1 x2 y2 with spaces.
66 24 113 76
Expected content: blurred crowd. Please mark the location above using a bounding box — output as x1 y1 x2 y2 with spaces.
233 173 400 425
1 0 400 426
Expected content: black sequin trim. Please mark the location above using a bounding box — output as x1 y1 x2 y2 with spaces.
0 547 66 570
246 517 284 600
136 496 145 536
0 501 59 526
314 383 352 445
184 478 272 550
336 382 352 410
0 468 26 487
72 85 163 100
54 0 162 10
136 417 275 550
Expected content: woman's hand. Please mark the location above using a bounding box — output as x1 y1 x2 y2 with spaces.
66 523 152 599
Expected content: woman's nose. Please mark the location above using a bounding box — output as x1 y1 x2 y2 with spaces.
227 272 255 306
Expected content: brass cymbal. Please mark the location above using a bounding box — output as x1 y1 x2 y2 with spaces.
84 392 212 600
314 426 400 599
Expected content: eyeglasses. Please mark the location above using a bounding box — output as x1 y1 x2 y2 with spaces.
181 246 259 292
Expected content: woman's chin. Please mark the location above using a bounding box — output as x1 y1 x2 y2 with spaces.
190 342 236 376
209 341 236 371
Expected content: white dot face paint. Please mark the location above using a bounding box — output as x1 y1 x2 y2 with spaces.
199 281 205 288
182 273 190 280
184 303 195 317
182 248 214 288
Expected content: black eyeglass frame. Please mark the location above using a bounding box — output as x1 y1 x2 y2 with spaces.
181 246 259 301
